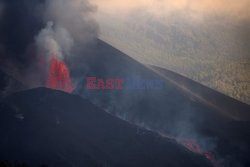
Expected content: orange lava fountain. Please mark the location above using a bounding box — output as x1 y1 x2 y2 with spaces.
46 56 73 93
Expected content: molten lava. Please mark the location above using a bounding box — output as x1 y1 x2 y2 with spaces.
46 56 73 93
159 133 221 167
178 139 202 154
178 139 221 167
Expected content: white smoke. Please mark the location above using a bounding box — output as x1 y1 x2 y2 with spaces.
35 21 73 59
45 0 98 44
35 0 98 60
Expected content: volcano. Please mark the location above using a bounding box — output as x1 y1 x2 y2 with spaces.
0 88 212 167
46 57 73 93
1 39 250 167
73 39 250 167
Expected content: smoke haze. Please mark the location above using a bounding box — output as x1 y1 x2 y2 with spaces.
0 0 98 89
93 0 250 104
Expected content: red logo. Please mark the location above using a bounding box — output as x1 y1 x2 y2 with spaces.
86 77 124 89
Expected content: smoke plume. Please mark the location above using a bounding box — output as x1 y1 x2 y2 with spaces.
0 0 98 91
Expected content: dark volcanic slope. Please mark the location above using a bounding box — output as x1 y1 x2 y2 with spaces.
0 88 212 167
150 65 250 121
0 70 24 98
74 39 250 166
76 39 250 121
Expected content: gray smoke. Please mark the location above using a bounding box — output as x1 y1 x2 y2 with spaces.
44 0 98 46
36 0 98 60
0 0 99 90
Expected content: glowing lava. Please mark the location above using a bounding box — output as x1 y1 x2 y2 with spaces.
178 139 202 154
46 56 73 93
159 133 221 167
178 139 221 167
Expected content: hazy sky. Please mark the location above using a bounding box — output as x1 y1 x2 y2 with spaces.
93 0 250 20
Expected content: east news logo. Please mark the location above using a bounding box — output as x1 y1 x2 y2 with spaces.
86 77 163 90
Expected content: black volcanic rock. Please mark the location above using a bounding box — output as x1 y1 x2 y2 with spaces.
0 88 212 167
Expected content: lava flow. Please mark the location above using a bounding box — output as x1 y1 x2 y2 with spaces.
46 56 73 93
159 133 221 167
178 139 221 167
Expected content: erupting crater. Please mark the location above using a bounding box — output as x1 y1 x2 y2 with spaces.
46 56 73 93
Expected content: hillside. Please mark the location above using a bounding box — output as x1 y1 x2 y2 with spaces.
95 11 250 105
0 88 212 167
73 39 250 166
